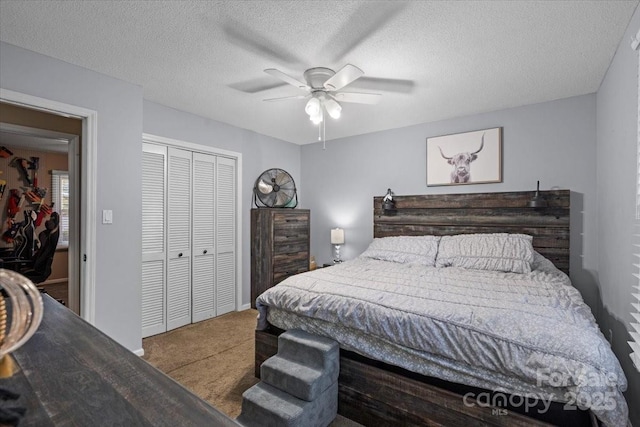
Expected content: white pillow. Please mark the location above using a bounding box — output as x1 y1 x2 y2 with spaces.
360 235 441 266
435 233 534 273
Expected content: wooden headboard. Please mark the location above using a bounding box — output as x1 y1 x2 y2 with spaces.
373 190 570 274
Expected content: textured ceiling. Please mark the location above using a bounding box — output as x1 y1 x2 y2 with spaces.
0 1 637 144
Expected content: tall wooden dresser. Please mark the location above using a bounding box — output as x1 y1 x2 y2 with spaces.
251 208 310 308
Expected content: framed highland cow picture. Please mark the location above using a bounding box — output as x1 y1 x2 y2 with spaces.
426 127 502 187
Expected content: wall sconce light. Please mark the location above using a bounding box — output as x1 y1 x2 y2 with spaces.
331 228 345 263
528 181 548 209
382 188 397 215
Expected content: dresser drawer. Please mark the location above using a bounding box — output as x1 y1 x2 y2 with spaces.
273 251 308 284
273 265 308 284
273 240 308 254
273 211 308 224
274 231 308 245
273 252 308 271
273 213 309 234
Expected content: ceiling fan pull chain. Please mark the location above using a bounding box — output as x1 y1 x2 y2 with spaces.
322 112 326 150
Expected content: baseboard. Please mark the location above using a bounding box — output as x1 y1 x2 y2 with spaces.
240 303 251 311
133 348 145 357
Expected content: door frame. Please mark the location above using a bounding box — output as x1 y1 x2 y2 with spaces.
0 88 98 324
142 133 244 312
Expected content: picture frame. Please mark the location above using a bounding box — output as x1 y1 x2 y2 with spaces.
426 127 502 187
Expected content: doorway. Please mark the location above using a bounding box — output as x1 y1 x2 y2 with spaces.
0 90 97 323
0 105 80 312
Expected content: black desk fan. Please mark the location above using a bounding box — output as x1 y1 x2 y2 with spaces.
253 168 298 208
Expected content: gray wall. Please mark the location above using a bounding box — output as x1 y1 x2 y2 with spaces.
0 41 144 351
142 101 302 310
301 94 599 308
596 4 640 425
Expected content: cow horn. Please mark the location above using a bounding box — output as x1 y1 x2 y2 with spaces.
471 133 485 155
438 146 452 160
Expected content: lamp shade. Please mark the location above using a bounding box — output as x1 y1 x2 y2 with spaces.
330 228 345 245
324 98 342 119
310 110 323 124
305 97 321 116
528 180 548 208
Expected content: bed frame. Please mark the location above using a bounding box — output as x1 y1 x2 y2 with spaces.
255 190 595 426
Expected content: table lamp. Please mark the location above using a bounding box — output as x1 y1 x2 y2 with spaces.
331 228 345 263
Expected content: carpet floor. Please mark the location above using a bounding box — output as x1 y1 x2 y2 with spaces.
142 309 361 426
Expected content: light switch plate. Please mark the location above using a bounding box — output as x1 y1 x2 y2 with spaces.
103 209 113 224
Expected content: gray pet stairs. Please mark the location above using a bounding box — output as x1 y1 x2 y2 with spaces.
237 329 339 427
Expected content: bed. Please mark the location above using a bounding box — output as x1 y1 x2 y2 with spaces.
254 190 628 427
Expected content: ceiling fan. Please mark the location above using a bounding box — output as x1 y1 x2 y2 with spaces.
263 64 381 125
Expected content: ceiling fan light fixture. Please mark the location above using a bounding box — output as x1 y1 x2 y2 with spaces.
310 110 323 124
263 64 381 141
305 97 321 116
324 98 342 119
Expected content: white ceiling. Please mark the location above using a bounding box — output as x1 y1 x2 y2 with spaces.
0 1 637 145
0 132 68 153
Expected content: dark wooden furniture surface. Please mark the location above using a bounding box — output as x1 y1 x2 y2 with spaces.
3 295 238 427
255 190 593 426
374 189 570 274
251 208 310 308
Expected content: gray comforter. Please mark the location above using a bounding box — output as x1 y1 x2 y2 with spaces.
256 254 628 426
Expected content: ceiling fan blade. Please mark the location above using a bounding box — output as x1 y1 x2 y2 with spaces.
229 77 287 94
349 76 415 94
334 92 382 105
318 2 407 63
323 64 364 91
222 19 304 67
264 69 310 91
263 94 310 102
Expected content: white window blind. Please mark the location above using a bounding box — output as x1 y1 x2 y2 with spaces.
51 170 69 248
636 27 640 221
631 28 640 372
633 246 640 370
